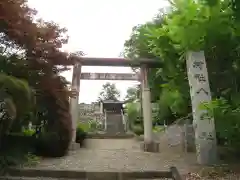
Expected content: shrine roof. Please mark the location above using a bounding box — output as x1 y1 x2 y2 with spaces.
101 99 126 104
75 57 161 67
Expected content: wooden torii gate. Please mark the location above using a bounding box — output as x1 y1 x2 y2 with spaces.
69 53 217 165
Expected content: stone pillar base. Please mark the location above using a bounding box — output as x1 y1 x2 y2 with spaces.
182 124 196 153
185 146 196 152
69 142 80 151
140 141 159 152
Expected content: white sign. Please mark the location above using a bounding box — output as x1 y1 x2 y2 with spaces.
187 51 217 165
80 73 139 81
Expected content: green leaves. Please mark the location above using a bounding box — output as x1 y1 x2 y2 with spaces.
98 82 120 101
159 87 188 115
123 0 240 150
161 0 234 52
0 73 33 117
124 85 140 102
165 0 207 50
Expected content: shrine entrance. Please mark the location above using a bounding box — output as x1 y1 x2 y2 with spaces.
69 53 218 165
70 57 161 152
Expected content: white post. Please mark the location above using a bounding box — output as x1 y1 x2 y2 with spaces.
100 102 103 113
121 109 126 131
28 122 32 130
186 51 217 165
141 65 153 143
70 63 81 144
104 110 107 131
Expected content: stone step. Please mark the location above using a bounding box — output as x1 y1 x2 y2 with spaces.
4 168 180 180
87 132 134 139
0 177 173 180
0 177 83 180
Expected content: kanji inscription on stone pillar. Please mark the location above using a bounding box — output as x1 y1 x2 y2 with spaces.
186 51 217 165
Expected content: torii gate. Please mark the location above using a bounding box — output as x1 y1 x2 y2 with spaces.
69 52 217 165
69 57 161 152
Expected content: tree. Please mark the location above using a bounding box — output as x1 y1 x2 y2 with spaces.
0 0 80 157
123 0 240 154
124 85 140 102
98 82 120 101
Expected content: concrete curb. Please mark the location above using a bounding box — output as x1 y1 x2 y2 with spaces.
0 177 84 180
5 167 177 179
0 177 82 180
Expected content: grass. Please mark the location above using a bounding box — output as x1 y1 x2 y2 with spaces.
153 125 165 133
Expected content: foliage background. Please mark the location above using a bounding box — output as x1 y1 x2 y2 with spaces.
124 0 240 152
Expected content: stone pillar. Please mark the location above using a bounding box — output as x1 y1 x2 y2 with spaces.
70 63 81 149
186 51 217 165
140 65 159 152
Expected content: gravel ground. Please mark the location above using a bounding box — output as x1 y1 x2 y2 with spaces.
18 139 240 179
185 173 240 180
25 139 197 175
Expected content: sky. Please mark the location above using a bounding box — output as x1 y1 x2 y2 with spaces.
27 0 169 103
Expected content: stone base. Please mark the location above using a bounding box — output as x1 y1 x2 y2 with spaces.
69 142 80 151
140 141 159 153
184 145 196 152
182 124 196 152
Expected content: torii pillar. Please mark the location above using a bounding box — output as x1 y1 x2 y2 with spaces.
140 65 159 152
69 63 82 150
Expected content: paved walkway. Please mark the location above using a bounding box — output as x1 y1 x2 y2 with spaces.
27 139 198 175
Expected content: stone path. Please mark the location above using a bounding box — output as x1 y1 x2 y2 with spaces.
26 139 198 176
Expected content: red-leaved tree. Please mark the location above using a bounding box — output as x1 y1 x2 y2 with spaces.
0 0 80 156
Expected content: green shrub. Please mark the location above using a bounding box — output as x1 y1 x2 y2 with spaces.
125 103 141 130
0 148 39 170
89 120 98 132
35 132 69 157
1 134 35 151
22 129 35 136
76 124 87 145
0 134 38 170
78 122 90 132
132 125 144 136
34 92 73 158
199 98 240 154
153 126 164 133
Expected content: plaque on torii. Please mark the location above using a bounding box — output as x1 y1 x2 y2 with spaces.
80 73 140 81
